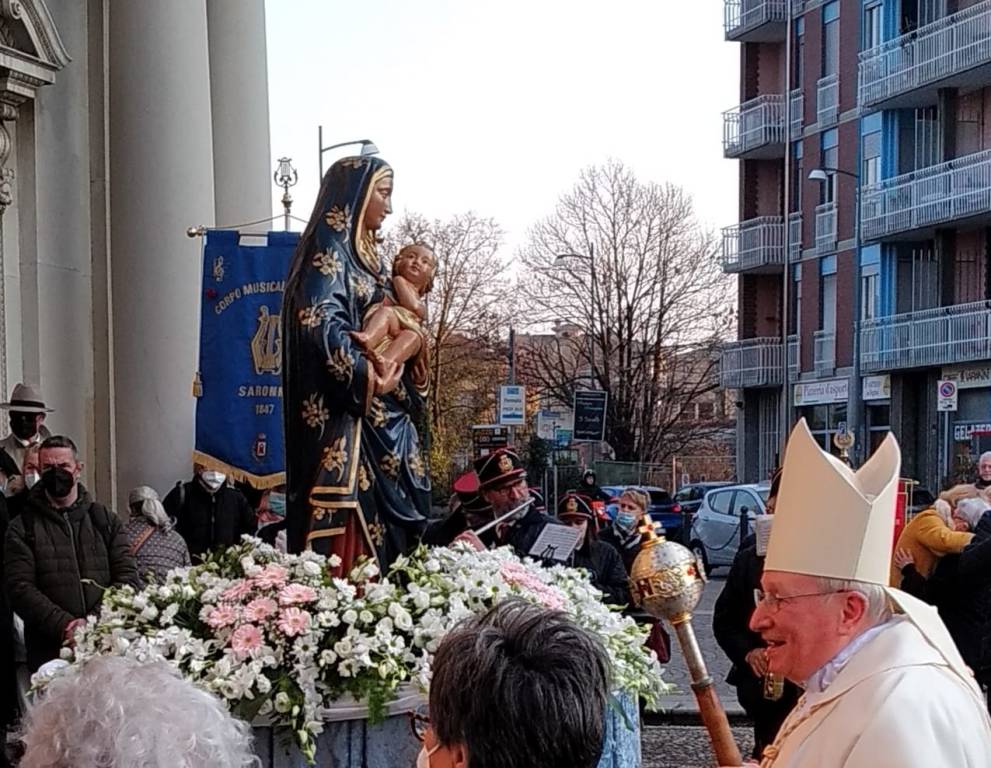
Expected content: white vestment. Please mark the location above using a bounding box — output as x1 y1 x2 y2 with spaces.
761 619 991 767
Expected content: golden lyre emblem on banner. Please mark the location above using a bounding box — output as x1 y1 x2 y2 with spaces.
251 305 282 376
212 255 225 283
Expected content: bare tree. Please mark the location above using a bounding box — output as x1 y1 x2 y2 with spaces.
382 212 511 491
516 160 734 464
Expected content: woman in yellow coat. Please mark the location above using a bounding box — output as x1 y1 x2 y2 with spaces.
889 497 972 587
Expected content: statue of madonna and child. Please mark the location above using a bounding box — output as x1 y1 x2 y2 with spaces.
281 155 437 575
278 158 643 768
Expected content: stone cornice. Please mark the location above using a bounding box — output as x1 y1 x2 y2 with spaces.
0 0 70 103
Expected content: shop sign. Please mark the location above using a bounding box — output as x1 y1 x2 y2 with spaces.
794 378 848 406
953 422 991 441
942 364 991 390
862 375 890 402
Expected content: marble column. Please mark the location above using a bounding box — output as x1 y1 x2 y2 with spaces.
29 0 97 483
108 1 216 499
207 0 273 229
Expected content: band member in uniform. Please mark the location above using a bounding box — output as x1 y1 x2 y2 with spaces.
557 492 629 605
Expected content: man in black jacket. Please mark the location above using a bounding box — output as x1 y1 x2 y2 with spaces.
900 501 991 709
712 471 800 759
4 436 138 671
557 492 630 605
475 448 557 559
164 466 256 560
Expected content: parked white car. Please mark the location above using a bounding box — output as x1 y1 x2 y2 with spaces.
688 483 770 574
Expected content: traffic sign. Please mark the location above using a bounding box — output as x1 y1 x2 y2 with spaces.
472 424 509 457
573 390 608 442
937 379 958 412
499 385 526 426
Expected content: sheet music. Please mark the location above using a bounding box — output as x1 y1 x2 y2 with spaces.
528 523 582 562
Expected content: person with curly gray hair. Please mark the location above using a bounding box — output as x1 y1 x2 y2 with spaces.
19 656 258 767
419 598 611 768
124 486 190 584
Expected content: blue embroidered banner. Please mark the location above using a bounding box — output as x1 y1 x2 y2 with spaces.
195 230 299 488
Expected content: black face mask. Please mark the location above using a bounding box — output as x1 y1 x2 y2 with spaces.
41 467 75 499
9 413 38 441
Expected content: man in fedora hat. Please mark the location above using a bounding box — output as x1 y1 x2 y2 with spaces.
0 383 52 479
720 421 991 766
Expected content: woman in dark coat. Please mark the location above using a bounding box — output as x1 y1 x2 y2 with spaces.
282 156 429 574
557 492 629 605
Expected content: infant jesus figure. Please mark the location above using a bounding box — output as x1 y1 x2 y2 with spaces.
351 243 436 393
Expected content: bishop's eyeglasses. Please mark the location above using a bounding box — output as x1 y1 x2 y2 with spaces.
754 588 848 612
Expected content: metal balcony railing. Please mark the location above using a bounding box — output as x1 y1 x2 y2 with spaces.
720 338 783 389
789 88 804 139
787 334 799 377
861 149 991 241
816 74 839 126
860 301 991 373
788 212 802 260
724 0 788 40
815 202 837 253
723 95 786 158
813 330 836 376
721 216 786 273
859 0 991 109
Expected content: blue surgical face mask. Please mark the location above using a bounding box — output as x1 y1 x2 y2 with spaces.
268 492 286 518
616 512 638 532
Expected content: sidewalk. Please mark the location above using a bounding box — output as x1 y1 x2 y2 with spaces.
646 574 747 723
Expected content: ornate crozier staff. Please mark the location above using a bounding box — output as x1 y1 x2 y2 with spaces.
630 515 742 767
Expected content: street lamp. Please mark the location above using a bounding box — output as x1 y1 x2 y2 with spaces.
317 128 379 177
809 165 863 464
274 157 298 231
554 245 597 385
555 246 599 467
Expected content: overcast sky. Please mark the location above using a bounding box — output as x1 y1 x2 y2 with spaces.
266 1 740 257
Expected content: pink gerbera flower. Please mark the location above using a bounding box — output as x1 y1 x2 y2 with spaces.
278 608 312 637
230 623 264 659
221 580 255 602
244 597 278 623
253 564 289 589
205 604 239 629
278 583 318 606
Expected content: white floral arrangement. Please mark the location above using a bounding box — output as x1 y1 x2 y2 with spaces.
42 539 668 763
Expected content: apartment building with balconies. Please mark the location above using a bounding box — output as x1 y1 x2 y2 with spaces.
724 0 991 492
857 0 991 491
722 0 868 482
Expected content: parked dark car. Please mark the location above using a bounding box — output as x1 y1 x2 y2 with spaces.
673 481 733 544
673 482 733 517
601 485 683 540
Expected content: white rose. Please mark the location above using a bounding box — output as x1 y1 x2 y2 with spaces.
359 610 374 625
342 609 358 625
274 692 292 713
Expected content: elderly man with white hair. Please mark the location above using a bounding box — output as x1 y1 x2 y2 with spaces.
20 656 258 767
976 451 991 490
720 420 991 766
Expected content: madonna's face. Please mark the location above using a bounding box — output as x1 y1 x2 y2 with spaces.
363 174 393 231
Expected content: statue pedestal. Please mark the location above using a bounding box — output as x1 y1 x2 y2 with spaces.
252 689 641 767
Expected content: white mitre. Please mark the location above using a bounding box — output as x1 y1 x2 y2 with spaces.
766 419 979 690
